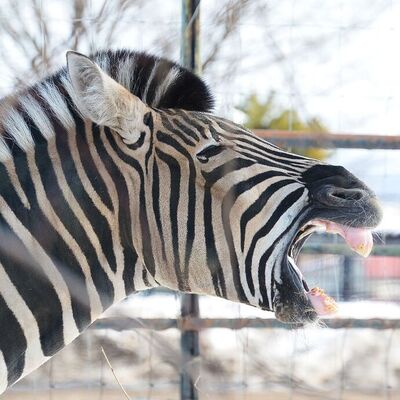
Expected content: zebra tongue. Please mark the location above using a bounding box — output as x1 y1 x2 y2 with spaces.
313 220 373 258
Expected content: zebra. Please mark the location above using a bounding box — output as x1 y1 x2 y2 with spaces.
0 49 381 393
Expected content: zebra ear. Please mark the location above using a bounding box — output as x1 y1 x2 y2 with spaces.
66 51 149 144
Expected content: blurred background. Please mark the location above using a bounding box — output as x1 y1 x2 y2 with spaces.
0 0 400 399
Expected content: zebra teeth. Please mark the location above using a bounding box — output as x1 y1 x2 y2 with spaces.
306 287 338 316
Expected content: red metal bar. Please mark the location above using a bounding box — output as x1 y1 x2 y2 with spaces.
253 129 400 149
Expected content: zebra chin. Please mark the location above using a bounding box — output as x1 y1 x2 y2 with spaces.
273 256 319 324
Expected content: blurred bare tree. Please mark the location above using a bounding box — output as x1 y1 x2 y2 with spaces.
0 0 268 94
0 0 148 90
0 0 391 121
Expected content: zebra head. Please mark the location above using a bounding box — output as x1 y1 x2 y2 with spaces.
67 51 382 324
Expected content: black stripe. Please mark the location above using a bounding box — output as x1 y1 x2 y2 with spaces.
155 148 185 290
155 130 197 285
222 133 311 163
0 215 65 357
245 187 305 296
221 187 247 304
159 114 196 147
132 60 154 100
258 209 308 308
35 134 114 310
144 112 154 174
152 159 167 262
213 119 283 150
92 125 138 294
203 188 226 297
6 154 91 336
18 104 49 146
235 149 302 174
240 179 295 252
234 140 309 168
202 158 255 185
50 113 118 277
217 173 287 302
172 118 200 142
75 123 114 212
103 128 157 280
143 63 159 105
208 125 221 142
179 113 208 139
0 293 27 386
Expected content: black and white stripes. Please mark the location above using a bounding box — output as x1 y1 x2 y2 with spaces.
0 49 381 394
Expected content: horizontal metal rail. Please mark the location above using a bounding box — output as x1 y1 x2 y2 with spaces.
254 130 400 149
92 317 400 331
302 243 400 257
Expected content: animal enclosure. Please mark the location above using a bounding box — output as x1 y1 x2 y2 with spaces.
0 1 399 399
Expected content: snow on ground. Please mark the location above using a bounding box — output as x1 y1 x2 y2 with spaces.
106 291 400 320
11 292 400 396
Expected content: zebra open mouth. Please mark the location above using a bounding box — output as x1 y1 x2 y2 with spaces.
287 219 374 316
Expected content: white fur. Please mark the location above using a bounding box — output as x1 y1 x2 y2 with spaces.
20 95 54 140
0 352 7 394
142 61 159 104
0 135 12 162
37 82 75 128
117 54 136 91
3 108 34 150
94 52 110 74
152 66 180 107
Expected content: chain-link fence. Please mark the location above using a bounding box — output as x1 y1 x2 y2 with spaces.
1 1 400 399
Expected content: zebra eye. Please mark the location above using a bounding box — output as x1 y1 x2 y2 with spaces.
196 144 225 163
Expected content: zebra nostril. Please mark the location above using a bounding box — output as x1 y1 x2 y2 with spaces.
313 185 369 207
330 189 364 202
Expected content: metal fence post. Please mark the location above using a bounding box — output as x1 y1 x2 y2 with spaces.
180 1 201 399
341 256 354 301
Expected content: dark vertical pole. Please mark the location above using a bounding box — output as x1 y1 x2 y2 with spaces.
341 256 353 301
180 1 200 400
180 294 200 400
181 0 201 74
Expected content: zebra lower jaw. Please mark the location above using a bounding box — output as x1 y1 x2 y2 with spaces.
275 219 374 323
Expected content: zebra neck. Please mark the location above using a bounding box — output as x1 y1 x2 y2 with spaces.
0 114 159 391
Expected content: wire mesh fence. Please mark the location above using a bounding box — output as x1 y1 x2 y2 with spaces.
0 133 398 400
0 1 399 399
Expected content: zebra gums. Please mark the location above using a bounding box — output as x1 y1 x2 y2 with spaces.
0 50 381 393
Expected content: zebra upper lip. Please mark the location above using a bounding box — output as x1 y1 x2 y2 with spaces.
289 219 375 262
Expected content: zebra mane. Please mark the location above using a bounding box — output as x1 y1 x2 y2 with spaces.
0 49 214 161
87 50 214 111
